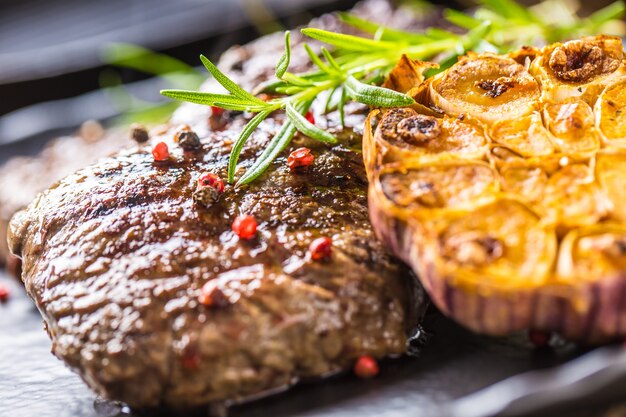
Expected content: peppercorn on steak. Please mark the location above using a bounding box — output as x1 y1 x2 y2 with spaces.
365 35 626 344
6 2 425 409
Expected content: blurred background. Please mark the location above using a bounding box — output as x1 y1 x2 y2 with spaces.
0 0 619 154
0 0 374 154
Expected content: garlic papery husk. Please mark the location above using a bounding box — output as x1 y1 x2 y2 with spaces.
415 199 557 336
554 225 626 342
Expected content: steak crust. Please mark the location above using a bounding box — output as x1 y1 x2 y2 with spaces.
0 125 128 270
7 0 425 408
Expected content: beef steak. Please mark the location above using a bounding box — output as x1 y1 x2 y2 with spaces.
0 123 128 271
8 107 421 409
7 0 426 408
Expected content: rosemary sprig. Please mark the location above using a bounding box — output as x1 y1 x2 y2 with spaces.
162 29 417 185
161 0 625 185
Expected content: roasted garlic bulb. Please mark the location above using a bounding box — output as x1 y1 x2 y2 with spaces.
366 37 626 344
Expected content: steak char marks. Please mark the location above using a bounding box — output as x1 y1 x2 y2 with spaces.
7 1 424 409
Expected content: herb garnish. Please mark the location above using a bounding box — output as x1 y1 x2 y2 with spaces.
161 0 625 185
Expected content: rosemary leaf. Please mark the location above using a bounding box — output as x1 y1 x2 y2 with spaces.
423 53 457 78
324 86 338 113
237 101 312 185
339 87 347 128
304 43 333 74
426 27 459 40
199 55 267 105
337 12 382 34
301 28 399 51
281 72 313 86
478 0 539 23
228 110 272 183
102 43 199 77
338 12 433 43
237 120 298 185
286 103 338 144
321 47 342 72
275 31 291 79
160 89 270 112
588 1 625 26
278 86 306 95
461 21 493 51
444 9 481 29
255 79 287 94
345 76 414 107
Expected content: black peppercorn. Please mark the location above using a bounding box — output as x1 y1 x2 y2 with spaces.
193 186 220 207
178 131 201 150
130 123 149 143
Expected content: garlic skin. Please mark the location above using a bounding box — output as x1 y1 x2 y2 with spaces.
366 36 626 344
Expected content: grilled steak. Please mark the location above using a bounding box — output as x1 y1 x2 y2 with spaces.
0 0 427 273
7 0 426 409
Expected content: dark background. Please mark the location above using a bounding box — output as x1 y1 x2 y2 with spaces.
0 0 363 116
1 0 396 151
0 0 613 147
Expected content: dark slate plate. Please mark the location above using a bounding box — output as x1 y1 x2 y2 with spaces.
3 269 626 417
